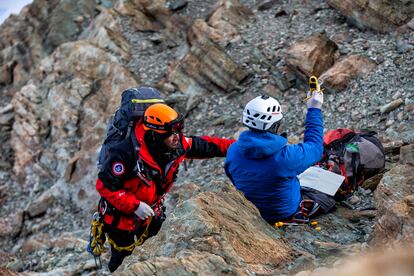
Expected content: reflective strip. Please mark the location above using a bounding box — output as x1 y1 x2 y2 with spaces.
184 137 192 147
131 99 164 103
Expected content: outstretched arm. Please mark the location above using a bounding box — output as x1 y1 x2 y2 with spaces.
283 91 324 173
283 108 323 173
186 136 235 158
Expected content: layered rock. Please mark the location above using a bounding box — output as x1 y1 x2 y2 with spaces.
400 144 414 165
327 0 414 32
320 55 377 91
79 6 132 61
124 185 295 275
0 0 106 92
0 210 24 238
11 40 137 211
294 248 414 276
0 104 14 170
372 164 414 246
127 0 190 43
206 0 254 46
0 0 119 172
168 22 248 95
285 32 338 82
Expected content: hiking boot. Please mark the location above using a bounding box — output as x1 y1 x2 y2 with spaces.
108 251 127 272
300 199 320 217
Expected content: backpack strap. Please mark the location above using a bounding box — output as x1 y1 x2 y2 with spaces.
350 152 358 192
129 126 152 188
126 121 134 139
99 197 134 228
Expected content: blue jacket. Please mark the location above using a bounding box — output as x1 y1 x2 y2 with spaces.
224 108 323 222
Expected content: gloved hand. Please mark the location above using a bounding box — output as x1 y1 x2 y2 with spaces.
306 90 323 109
135 201 155 220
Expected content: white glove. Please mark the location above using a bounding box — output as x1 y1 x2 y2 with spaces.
135 202 155 220
306 90 323 109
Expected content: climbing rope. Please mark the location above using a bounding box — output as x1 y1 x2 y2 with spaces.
106 216 153 252
87 212 106 268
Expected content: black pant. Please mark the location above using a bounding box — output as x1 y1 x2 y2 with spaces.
266 187 336 225
300 187 336 214
104 215 165 272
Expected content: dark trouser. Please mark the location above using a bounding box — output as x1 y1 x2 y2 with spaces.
103 213 165 272
300 187 336 215
103 226 135 272
267 188 336 225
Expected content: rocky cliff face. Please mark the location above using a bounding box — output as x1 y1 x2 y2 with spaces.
0 0 413 275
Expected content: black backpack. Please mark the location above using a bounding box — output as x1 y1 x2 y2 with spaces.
97 87 164 169
318 128 385 200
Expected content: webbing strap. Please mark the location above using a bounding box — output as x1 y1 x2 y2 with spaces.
351 152 358 192
131 98 164 104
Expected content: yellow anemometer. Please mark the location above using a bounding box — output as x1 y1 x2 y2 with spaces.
304 75 322 101
309 76 320 93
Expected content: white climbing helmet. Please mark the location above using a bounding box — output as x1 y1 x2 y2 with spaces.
242 95 283 131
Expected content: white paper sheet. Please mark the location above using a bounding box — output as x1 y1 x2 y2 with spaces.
298 166 345 196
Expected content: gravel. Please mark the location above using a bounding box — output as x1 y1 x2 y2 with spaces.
1 0 413 273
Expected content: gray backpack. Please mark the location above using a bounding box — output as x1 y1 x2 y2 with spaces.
319 128 385 199
97 87 164 169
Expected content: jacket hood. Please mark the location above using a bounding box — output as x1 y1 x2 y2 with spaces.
237 130 287 159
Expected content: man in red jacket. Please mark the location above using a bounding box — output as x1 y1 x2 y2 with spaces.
96 103 234 272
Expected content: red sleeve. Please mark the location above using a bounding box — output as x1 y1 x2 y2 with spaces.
186 136 235 158
96 179 140 214
200 136 235 155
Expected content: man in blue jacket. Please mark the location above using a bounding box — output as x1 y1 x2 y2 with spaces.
224 92 335 224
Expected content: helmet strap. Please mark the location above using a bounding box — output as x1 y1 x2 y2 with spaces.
267 121 281 135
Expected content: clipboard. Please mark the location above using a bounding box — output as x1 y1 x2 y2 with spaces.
298 166 345 196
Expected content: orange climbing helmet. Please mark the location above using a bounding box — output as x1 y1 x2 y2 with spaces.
143 103 184 134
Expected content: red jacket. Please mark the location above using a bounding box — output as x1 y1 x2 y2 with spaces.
96 123 234 231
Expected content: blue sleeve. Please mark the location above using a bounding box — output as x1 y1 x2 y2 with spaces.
283 108 323 173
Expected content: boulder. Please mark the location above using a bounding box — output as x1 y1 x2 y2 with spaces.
0 210 24 238
295 248 414 276
126 253 243 275
372 164 414 246
320 55 376 91
379 99 404 114
11 83 48 180
10 40 137 215
21 233 52 255
0 63 13 85
0 268 21 276
116 0 189 45
0 0 103 90
382 140 404 155
43 0 97 50
206 0 254 46
168 0 188 11
0 252 16 269
126 187 295 275
114 0 139 16
285 32 338 82
169 25 247 94
327 0 414 32
257 0 282 11
0 104 14 170
80 7 132 61
130 8 163 32
400 144 414 165
26 189 55 218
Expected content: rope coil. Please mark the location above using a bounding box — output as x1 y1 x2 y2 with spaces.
106 217 152 252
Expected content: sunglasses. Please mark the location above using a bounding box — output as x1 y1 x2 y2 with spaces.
165 115 185 134
145 114 185 133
